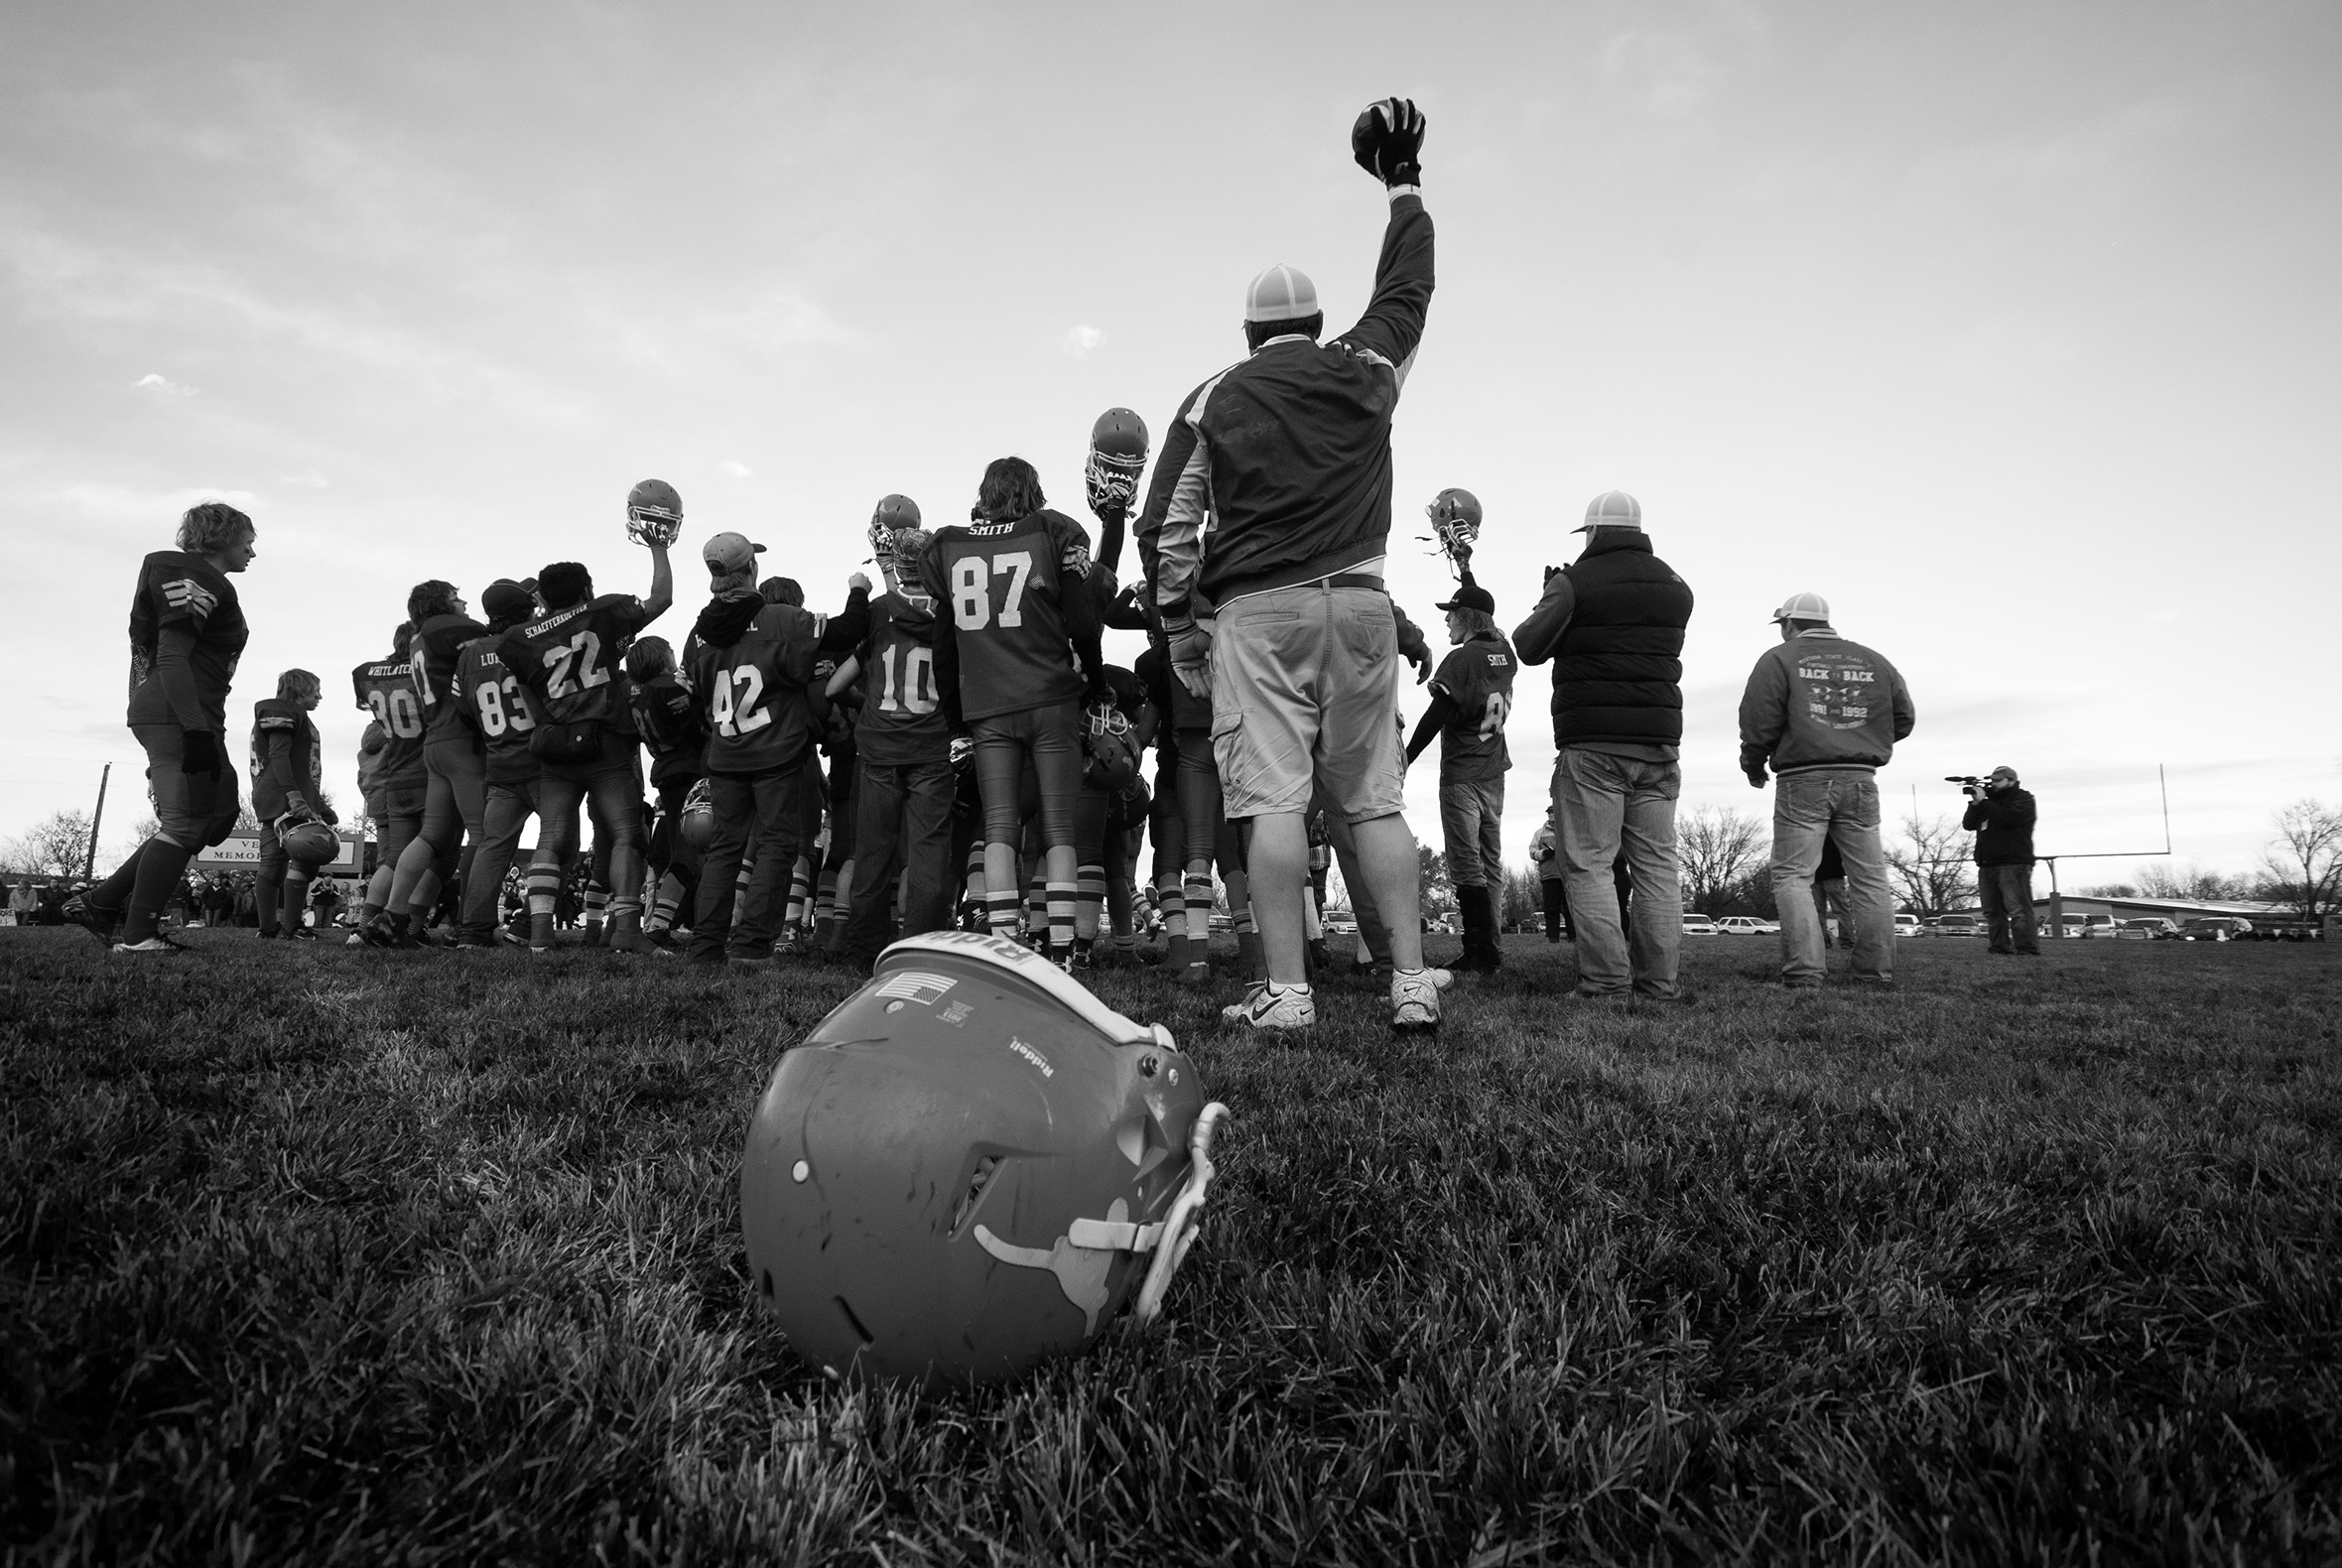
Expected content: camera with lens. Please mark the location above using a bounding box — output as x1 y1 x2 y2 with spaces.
1946 774 1990 799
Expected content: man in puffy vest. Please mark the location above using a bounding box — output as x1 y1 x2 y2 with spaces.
1739 591 1915 987
1512 490 1694 1000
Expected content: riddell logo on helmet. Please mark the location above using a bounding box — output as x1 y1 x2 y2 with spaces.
1008 1038 1054 1078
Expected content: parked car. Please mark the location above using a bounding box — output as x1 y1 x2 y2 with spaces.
2075 914 2120 939
1716 915 1777 935
1681 913 1720 936
1893 913 1924 938
2176 918 2251 941
2116 918 2179 941
1324 912 1359 935
1930 914 1983 938
2054 914 2091 939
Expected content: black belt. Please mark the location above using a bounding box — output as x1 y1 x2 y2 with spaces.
1322 574 1386 592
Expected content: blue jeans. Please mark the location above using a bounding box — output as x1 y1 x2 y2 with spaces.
1979 863 2039 953
1439 774 1505 889
1550 748 1682 997
1768 771 1894 983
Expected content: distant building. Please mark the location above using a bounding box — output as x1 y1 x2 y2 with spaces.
2031 892 2293 930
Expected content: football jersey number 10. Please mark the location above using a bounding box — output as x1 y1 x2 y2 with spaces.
874 643 937 716
951 550 1035 631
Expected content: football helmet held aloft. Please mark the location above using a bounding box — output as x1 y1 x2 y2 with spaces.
626 478 684 548
679 777 715 852
1424 486 1481 580
741 930 1230 1389
867 494 922 569
1085 408 1149 517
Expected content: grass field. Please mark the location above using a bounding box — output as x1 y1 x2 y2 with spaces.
3 927 2337 1565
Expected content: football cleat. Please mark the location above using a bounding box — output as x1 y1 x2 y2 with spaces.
1391 968 1444 1030
1221 980 1316 1032
60 894 121 948
625 478 684 548
113 934 191 955
1085 408 1149 515
742 931 1228 1388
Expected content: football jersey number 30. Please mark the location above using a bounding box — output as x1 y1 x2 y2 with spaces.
367 687 424 739
952 551 1035 631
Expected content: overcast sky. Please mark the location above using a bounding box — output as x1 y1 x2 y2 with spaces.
3 0 2335 883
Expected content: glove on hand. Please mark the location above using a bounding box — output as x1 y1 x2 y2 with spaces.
181 729 221 775
1163 615 1214 699
1745 767 1769 790
1351 97 1426 187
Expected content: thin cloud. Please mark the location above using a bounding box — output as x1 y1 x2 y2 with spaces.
718 460 752 478
1061 325 1105 358
133 371 196 397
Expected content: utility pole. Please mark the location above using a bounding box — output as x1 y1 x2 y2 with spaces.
84 763 111 882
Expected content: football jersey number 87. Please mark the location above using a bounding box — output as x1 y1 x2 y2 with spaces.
952 552 1036 631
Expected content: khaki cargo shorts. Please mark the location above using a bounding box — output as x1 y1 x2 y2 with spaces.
1209 579 1405 823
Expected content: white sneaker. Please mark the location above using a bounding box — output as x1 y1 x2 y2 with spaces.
1390 968 1443 1030
1221 980 1317 1032
112 935 190 955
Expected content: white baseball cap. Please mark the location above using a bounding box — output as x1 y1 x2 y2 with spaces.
1243 263 1319 324
1575 490 1642 532
1770 590 1830 623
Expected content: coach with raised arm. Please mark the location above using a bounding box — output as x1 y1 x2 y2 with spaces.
1137 97 1443 1034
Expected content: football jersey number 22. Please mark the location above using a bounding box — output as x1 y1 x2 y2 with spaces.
541 630 611 700
952 551 1034 631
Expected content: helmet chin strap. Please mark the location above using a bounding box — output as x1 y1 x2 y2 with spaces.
1131 1103 1231 1327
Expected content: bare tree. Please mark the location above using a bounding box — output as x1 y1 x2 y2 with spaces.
1886 815 1977 916
1678 805 1766 915
0 810 96 876
2136 861 2255 902
2260 799 2342 922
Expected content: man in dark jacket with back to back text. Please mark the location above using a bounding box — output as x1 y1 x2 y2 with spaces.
1740 591 1914 987
1963 765 2039 955
1513 489 1694 1001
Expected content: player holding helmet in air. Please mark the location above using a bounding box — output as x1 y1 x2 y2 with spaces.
496 480 677 954
250 668 336 941
920 457 1109 968
1404 489 1517 975
823 499 959 973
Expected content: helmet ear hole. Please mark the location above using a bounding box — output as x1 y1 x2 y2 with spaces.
949 1155 1003 1239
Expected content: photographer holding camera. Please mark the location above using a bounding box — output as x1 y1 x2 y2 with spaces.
1958 765 2039 956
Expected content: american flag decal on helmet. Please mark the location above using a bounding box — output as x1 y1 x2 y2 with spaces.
876 971 959 1005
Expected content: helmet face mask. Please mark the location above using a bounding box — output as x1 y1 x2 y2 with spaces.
740 931 1227 1390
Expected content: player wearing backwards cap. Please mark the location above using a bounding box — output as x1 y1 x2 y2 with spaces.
65 502 257 952
348 622 429 942
678 533 871 967
920 456 1108 969
250 669 334 941
361 581 489 946
450 581 543 947
497 501 674 954
1512 490 1694 1002
1136 97 1442 1031
1404 519 1517 976
822 501 960 973
1738 590 1914 989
